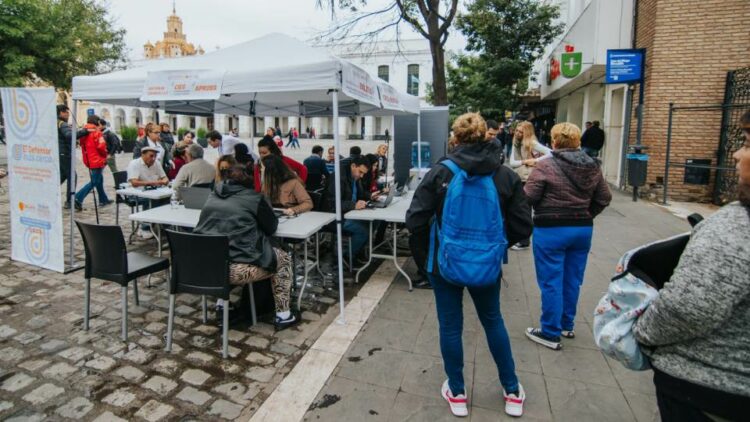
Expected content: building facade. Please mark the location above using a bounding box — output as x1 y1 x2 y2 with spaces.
143 4 204 59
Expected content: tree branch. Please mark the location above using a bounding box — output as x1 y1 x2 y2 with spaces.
395 0 429 38
439 0 458 33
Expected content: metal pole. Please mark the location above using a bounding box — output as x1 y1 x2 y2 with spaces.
632 81 645 202
417 114 422 179
663 102 674 205
332 90 346 324
69 100 77 268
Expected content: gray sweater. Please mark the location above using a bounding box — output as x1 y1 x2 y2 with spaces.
633 203 750 397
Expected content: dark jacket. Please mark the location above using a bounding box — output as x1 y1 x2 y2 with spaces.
581 126 605 151
102 129 121 155
303 154 329 191
322 163 370 213
406 141 533 274
194 182 278 270
57 120 87 158
524 149 612 227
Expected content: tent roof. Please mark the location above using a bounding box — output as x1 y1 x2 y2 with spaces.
72 33 419 116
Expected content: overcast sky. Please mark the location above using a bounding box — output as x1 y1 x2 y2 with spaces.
106 0 466 61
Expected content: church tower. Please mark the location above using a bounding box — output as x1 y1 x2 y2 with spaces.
143 1 203 59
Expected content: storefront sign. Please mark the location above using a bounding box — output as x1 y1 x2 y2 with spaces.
341 62 380 107
561 52 582 78
141 69 225 101
546 57 561 85
0 88 65 272
606 49 645 84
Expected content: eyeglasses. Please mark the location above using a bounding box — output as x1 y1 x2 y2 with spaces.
149 131 160 134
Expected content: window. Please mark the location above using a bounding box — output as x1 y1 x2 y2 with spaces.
407 64 420 96
377 65 389 82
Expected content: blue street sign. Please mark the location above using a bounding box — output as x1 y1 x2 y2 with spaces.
87 108 95 116
606 49 645 84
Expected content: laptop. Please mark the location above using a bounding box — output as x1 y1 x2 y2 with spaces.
180 187 211 209
366 187 397 209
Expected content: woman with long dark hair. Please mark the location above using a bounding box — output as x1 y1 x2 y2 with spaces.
254 136 307 192
261 154 312 216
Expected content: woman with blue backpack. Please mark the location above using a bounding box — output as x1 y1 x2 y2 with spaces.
523 122 612 350
406 112 533 418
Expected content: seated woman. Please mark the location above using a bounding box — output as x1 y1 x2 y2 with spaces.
254 136 308 192
261 154 313 216
215 155 237 185
234 143 258 169
194 164 298 330
362 153 380 194
167 142 187 180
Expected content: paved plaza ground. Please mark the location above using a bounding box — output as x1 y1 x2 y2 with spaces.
0 141 714 421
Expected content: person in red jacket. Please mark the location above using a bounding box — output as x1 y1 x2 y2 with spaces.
255 135 307 192
74 115 111 208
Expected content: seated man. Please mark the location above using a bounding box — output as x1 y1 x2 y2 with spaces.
194 164 298 330
172 144 216 199
126 146 168 239
303 145 329 191
323 156 372 263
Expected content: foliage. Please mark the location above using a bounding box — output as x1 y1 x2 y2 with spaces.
119 125 138 141
444 0 564 120
0 0 127 89
315 0 460 105
177 127 189 138
196 127 207 139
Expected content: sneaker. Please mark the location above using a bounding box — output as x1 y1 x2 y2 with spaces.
137 229 154 239
503 384 526 417
274 311 299 331
99 200 113 207
510 243 529 251
441 380 468 417
525 327 562 350
74 201 83 211
561 330 575 339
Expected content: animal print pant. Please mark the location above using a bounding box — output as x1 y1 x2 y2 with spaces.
229 247 292 313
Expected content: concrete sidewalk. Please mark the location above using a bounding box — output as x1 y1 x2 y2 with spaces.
304 191 698 422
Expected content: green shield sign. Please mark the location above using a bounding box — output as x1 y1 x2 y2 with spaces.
561 52 582 78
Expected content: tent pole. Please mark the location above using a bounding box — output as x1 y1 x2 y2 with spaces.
417 114 422 179
332 90 346 324
68 100 77 268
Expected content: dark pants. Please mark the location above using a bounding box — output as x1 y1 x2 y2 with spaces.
429 272 518 396
75 167 109 205
654 369 747 422
60 156 76 204
343 219 370 259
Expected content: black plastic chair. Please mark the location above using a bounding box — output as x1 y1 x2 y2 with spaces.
113 171 137 227
75 221 170 341
165 230 247 358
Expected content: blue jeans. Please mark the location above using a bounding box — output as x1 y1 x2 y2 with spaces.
532 226 593 339
75 167 109 204
429 273 519 396
582 147 600 158
343 219 369 258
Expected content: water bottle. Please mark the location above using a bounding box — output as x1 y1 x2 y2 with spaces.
411 141 431 168
170 191 179 209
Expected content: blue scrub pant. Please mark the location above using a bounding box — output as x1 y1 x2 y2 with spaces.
532 226 593 339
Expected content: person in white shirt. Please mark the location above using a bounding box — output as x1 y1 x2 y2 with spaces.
207 130 240 156
126 146 168 239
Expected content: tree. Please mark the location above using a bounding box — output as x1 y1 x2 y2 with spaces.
316 0 459 106
0 0 126 90
444 0 563 119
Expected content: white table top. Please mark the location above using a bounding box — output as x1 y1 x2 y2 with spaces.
128 205 335 240
344 191 414 223
116 186 174 200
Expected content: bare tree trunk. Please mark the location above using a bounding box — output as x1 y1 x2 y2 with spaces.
429 39 448 106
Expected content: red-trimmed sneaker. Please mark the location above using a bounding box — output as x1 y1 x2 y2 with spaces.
441 380 468 417
503 383 526 417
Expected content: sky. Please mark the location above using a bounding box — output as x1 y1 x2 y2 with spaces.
105 0 466 62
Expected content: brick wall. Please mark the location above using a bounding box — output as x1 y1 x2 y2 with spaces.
628 0 750 202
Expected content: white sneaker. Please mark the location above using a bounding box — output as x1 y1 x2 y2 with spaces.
441 380 468 417
503 383 525 417
138 229 154 239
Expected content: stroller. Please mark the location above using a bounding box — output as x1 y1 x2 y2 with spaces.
593 213 703 370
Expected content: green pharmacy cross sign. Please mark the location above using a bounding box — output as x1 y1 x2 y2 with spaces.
561 52 582 78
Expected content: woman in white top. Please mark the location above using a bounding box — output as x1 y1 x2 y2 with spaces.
509 121 551 250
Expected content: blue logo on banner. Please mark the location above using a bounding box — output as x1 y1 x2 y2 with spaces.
1 89 39 140
606 49 645 84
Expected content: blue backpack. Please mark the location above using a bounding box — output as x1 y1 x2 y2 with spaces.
427 160 507 287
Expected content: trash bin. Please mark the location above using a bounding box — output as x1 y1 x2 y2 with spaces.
627 153 649 187
411 141 430 168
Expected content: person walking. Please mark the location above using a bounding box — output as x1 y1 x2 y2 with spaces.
75 115 111 209
56 104 87 210
310 127 316 139
406 113 532 418
292 127 300 148
632 111 750 422
99 119 120 173
523 122 611 350
508 120 551 250
581 120 605 158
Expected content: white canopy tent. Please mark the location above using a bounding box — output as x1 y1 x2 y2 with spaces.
70 33 420 321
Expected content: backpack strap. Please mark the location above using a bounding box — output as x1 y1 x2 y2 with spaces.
441 159 460 176
428 159 458 273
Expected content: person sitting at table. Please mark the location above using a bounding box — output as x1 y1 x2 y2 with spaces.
167 142 187 180
254 136 307 192
234 143 258 169
172 144 216 199
261 154 313 216
322 155 374 263
126 146 169 239
362 154 380 194
215 155 237 184
303 145 329 191
194 164 299 331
